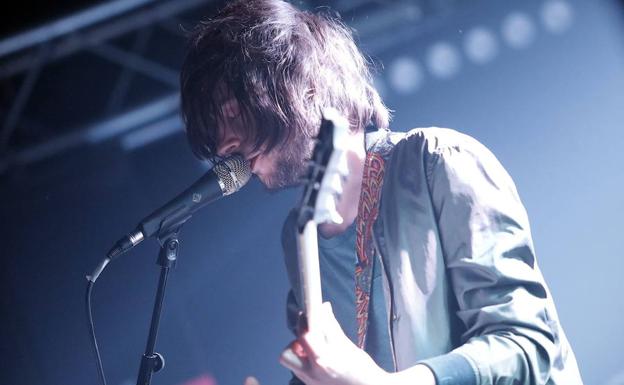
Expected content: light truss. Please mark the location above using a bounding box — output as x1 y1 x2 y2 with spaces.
0 0 214 172
0 0 469 174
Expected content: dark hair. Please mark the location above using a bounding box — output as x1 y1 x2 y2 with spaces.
180 0 390 161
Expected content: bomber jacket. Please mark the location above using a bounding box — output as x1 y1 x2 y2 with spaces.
282 127 583 385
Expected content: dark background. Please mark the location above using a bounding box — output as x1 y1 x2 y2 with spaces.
1 1 623 385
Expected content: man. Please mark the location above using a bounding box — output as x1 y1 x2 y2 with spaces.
180 1 584 384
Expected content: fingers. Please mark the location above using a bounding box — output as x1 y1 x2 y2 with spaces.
320 302 350 344
300 327 329 361
243 376 259 385
280 345 304 372
280 336 323 382
280 345 315 385
290 339 308 360
279 303 347 381
321 302 340 335
292 302 345 362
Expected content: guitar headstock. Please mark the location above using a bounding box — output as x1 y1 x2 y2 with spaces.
296 108 350 231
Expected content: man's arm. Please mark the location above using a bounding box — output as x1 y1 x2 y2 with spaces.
280 301 437 385
421 134 557 385
279 131 562 385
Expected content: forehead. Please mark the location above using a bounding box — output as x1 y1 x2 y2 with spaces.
209 81 264 151
215 97 251 143
212 80 235 105
219 98 240 119
212 81 242 118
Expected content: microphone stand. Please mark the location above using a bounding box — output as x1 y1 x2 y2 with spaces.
136 229 181 385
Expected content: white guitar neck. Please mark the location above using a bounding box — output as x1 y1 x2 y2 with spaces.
293 107 349 334
296 220 323 331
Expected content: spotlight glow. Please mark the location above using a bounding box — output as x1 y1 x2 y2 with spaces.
464 27 499 64
502 11 537 49
388 57 424 94
541 0 574 34
426 42 461 79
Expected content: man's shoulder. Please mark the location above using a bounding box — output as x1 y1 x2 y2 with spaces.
385 126 488 159
394 127 482 150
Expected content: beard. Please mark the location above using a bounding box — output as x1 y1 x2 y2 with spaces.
263 132 314 191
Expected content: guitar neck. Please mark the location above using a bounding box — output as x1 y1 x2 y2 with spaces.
293 108 350 334
296 220 324 331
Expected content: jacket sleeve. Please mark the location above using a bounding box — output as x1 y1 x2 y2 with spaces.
422 135 557 385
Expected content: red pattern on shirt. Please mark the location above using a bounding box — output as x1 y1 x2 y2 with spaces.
355 152 385 349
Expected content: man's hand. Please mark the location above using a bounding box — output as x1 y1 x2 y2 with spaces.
279 302 387 385
243 376 260 385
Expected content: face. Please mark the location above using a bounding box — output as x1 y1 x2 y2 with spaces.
215 98 312 190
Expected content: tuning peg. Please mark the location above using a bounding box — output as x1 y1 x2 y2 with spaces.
319 173 342 197
328 209 344 225
314 195 343 225
336 155 349 176
328 173 343 195
332 190 343 204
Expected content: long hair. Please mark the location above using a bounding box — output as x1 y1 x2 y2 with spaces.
180 0 390 161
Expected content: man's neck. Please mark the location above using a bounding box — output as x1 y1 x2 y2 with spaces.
318 130 366 239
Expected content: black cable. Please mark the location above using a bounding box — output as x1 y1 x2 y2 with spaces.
86 281 108 385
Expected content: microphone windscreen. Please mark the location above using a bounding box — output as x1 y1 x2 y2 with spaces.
213 154 252 195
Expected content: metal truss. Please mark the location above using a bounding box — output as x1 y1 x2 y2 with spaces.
0 0 214 173
0 0 467 174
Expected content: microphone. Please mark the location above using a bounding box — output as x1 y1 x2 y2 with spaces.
106 154 252 261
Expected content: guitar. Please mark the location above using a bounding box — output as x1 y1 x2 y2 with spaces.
294 107 350 333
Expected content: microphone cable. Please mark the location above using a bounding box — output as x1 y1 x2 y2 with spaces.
86 280 108 385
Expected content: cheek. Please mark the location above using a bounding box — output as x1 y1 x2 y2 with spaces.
252 154 274 173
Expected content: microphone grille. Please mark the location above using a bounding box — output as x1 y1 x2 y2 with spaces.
213 154 252 195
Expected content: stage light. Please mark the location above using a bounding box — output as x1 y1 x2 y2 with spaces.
502 11 537 49
426 42 461 79
388 56 424 94
540 0 574 34
463 26 499 65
